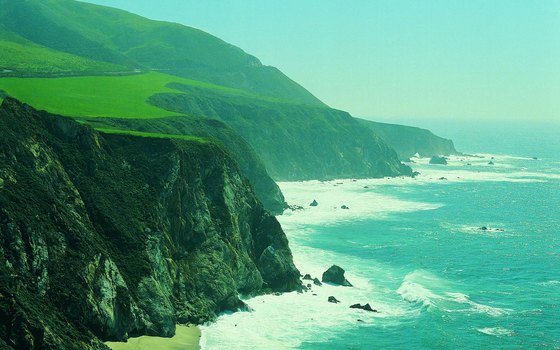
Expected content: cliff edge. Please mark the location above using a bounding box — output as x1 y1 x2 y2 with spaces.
0 98 300 349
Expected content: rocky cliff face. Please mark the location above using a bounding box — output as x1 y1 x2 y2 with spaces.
0 98 301 349
149 90 413 180
358 119 458 160
82 116 287 215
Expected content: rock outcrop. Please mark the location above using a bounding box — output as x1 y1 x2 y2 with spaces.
429 156 448 165
83 116 287 215
321 265 352 287
0 98 301 349
349 303 378 312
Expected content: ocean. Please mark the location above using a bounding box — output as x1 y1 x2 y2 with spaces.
201 120 560 349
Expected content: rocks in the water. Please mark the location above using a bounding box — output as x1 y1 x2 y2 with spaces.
479 226 505 232
306 283 312 288
322 265 352 286
532 157 538 160
341 205 350 210
488 161 494 165
328 296 340 304
350 303 378 312
313 278 322 286
303 274 312 280
429 156 448 165
363 186 369 189
439 177 447 180
288 204 304 211
309 199 319 207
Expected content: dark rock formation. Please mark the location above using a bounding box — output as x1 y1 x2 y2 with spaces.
322 265 352 287
350 304 378 312
83 116 287 215
313 278 322 286
341 205 350 210
303 274 312 280
488 161 494 165
0 99 301 349
429 156 448 165
309 200 318 207
328 296 340 304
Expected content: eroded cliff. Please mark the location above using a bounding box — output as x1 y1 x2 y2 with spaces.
0 98 300 349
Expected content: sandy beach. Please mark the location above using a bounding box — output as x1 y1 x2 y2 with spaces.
106 325 200 350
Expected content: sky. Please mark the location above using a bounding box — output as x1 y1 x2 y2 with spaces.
84 0 560 122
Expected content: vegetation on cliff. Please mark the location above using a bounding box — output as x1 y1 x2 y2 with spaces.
358 119 458 160
0 0 414 183
0 98 300 349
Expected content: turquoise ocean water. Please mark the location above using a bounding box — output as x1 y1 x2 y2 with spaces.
202 121 560 349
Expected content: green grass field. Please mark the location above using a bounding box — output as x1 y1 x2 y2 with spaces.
0 71 283 119
96 127 209 143
0 38 125 74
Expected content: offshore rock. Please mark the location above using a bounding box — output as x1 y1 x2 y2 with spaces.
328 296 340 304
429 156 448 165
322 265 352 287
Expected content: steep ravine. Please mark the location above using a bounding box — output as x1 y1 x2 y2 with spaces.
0 98 301 349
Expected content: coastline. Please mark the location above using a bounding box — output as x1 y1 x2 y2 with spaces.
105 325 200 350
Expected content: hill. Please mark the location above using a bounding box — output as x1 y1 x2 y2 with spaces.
358 119 458 160
0 0 414 185
0 0 323 106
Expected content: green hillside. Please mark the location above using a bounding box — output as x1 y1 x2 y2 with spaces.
0 71 272 118
149 89 413 180
0 0 323 106
0 0 414 185
0 35 125 75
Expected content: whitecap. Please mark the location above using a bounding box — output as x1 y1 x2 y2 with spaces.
477 327 515 337
538 280 560 286
446 292 510 317
396 270 449 308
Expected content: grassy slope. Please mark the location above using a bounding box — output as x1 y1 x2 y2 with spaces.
96 127 210 143
0 36 125 74
0 71 288 118
0 0 324 106
0 72 221 118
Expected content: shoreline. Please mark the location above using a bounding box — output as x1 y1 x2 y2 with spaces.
105 325 200 350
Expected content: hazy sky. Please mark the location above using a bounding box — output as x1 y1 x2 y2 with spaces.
84 0 560 122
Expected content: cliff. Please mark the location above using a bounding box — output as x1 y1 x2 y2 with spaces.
149 89 413 180
357 119 458 160
0 0 414 182
0 98 301 349
81 116 287 215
